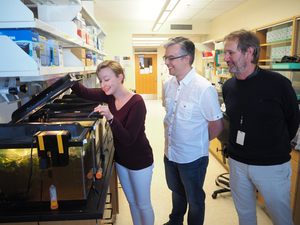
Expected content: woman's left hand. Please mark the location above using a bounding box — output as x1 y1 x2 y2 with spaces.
94 105 113 121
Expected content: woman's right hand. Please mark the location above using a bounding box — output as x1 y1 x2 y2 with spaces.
94 105 113 121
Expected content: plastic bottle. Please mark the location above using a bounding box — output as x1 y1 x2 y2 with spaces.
49 184 58 210
216 82 223 90
87 168 94 179
96 168 103 179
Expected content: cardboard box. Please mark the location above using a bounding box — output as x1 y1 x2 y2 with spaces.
85 58 92 67
0 29 40 66
48 39 59 67
39 35 50 67
64 47 86 60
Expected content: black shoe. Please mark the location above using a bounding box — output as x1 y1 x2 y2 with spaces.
163 221 184 225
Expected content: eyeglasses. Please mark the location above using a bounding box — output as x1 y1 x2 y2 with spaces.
163 55 187 62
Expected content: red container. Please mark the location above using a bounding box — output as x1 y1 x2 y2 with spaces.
204 52 213 57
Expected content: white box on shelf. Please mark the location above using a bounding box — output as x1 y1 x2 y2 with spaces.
286 45 291 56
276 47 281 59
278 28 283 41
283 27 287 40
269 30 274 43
74 12 83 21
47 21 78 38
0 29 40 66
281 46 286 59
288 26 293 40
274 29 278 42
0 36 39 76
271 47 275 60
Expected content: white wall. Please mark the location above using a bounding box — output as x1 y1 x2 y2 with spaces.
208 0 300 41
99 20 210 99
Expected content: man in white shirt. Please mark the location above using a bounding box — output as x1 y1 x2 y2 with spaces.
162 37 224 225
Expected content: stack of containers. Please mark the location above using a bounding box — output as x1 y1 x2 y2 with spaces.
267 25 293 60
83 19 89 45
73 13 86 43
39 36 62 67
48 39 60 67
266 26 292 43
97 55 104 65
87 26 97 48
0 29 63 68
85 50 93 67
92 53 97 67
271 45 291 60
97 37 104 51
0 29 40 66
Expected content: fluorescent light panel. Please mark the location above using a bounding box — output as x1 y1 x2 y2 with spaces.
153 23 162 32
133 43 161 46
152 0 180 32
133 42 164 44
158 11 170 24
166 0 179 11
133 38 168 41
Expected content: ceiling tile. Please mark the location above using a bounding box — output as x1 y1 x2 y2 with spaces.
93 0 164 21
176 0 212 9
168 8 203 21
94 7 145 21
205 1 242 10
193 8 228 20
93 1 147 9
213 0 246 2
89 0 249 46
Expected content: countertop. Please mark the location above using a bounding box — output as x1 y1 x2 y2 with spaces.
0 147 115 223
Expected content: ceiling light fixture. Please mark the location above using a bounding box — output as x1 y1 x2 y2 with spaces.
133 42 164 44
133 38 169 41
133 43 161 47
132 37 169 46
152 0 180 32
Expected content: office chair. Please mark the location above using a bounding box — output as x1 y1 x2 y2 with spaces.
212 113 230 199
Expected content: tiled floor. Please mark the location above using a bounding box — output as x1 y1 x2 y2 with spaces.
113 99 272 225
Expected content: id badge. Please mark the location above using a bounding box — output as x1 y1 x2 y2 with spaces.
236 130 245 146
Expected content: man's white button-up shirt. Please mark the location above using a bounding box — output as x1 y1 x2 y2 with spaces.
162 68 223 163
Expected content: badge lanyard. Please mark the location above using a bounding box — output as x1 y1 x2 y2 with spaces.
235 74 258 127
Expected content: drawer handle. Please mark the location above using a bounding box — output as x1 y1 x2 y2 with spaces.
106 193 112 204
104 207 113 220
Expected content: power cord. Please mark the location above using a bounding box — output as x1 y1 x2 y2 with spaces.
31 82 44 92
0 127 36 211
